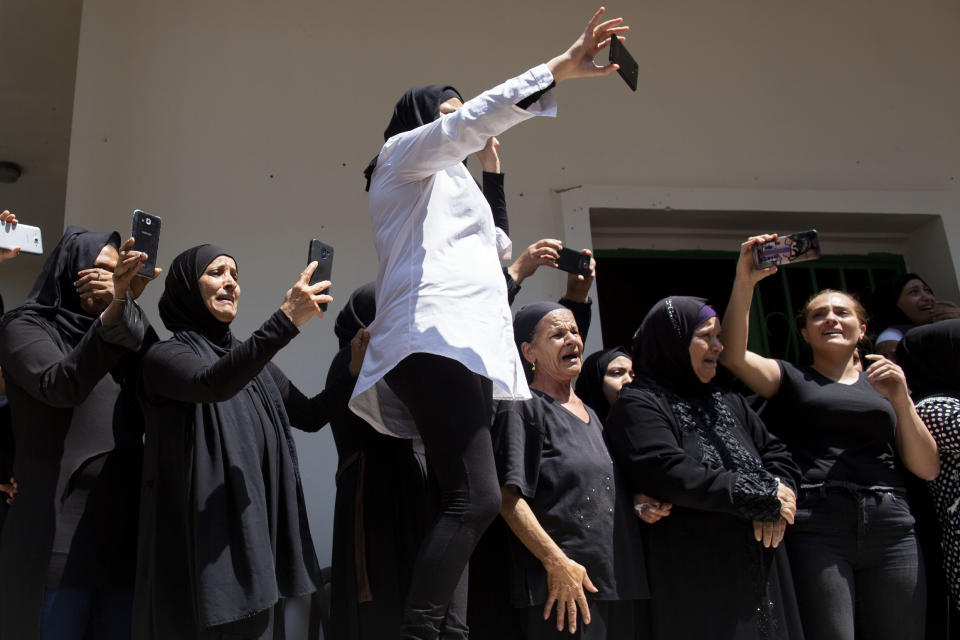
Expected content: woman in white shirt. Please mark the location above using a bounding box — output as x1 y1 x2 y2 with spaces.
349 8 630 639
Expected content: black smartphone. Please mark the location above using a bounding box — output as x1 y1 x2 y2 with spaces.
753 230 821 269
308 239 334 311
555 247 592 277
131 210 161 277
608 34 638 92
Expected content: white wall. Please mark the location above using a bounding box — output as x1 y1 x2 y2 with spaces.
63 0 960 635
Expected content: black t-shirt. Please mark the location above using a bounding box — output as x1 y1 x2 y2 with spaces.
769 360 901 487
492 391 648 608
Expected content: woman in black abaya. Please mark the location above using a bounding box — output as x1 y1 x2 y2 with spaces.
0 227 157 640
135 245 339 640
605 296 804 640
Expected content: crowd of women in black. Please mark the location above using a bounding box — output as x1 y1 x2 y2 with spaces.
1 7 960 640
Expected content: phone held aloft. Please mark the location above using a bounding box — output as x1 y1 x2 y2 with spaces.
608 33 638 92
753 230 821 269
307 239 334 311
0 221 43 255
131 210 162 277
555 247 592 277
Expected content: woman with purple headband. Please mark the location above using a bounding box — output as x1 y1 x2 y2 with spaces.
606 296 804 639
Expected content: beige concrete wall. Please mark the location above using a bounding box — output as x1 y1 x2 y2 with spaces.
62 0 960 634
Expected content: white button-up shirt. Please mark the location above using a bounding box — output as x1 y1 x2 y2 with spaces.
349 64 557 438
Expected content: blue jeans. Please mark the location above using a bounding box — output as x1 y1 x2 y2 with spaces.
39 587 133 640
786 486 925 640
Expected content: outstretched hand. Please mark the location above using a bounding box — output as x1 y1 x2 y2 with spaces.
507 238 563 286
546 7 630 84
280 262 333 327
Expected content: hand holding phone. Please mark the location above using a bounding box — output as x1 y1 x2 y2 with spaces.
555 247 592 277
307 239 334 311
131 210 161 277
752 230 821 269
0 211 42 257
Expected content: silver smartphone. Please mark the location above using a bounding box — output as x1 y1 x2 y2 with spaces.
0 221 43 255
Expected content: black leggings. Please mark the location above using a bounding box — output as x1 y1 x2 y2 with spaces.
385 353 501 640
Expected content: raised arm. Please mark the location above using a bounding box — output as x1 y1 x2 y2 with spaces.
143 263 333 404
377 8 628 185
719 235 783 399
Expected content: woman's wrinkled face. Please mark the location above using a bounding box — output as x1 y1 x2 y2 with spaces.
522 309 583 385
689 316 724 383
601 355 634 405
897 278 935 326
198 255 240 323
78 244 119 315
800 292 865 354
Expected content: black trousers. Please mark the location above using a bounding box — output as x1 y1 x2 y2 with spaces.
386 353 501 640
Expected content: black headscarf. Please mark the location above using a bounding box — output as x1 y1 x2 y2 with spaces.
634 296 716 397
158 244 236 348
575 347 631 424
2 226 120 344
363 84 463 191
898 319 960 401
871 272 930 332
333 282 376 349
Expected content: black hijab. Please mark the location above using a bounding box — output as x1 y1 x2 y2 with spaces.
363 84 463 191
2 226 120 344
872 272 930 332
334 282 376 349
634 296 716 397
158 244 236 348
575 347 631 424
898 319 960 401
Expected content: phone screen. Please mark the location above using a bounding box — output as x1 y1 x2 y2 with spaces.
753 230 821 269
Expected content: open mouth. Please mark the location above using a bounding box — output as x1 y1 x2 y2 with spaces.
216 294 235 304
561 351 581 364
822 330 844 337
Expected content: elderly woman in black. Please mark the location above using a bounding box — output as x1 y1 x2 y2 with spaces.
605 296 804 640
493 302 647 639
0 227 157 640
135 245 337 640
